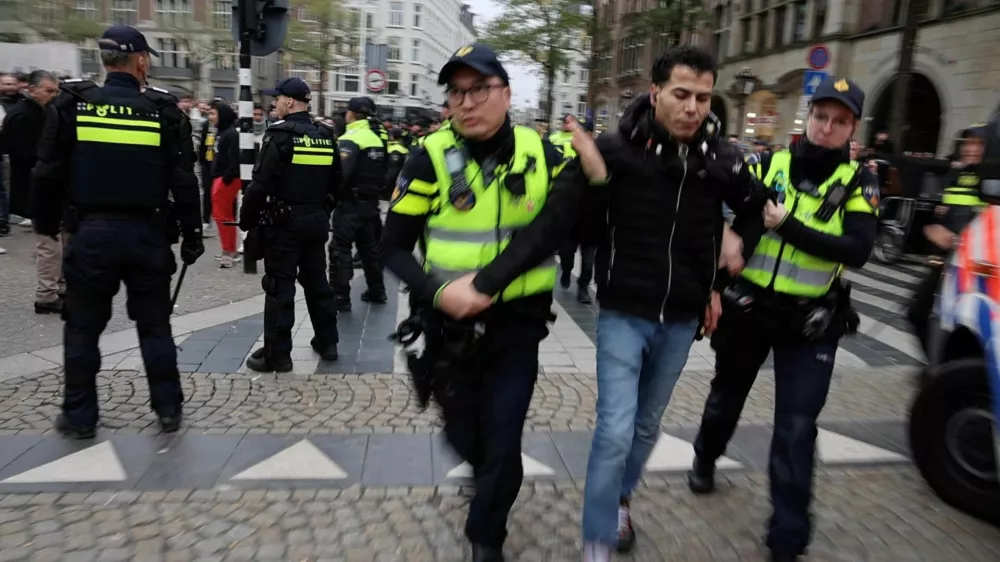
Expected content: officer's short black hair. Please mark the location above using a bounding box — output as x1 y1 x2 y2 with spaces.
650 46 717 87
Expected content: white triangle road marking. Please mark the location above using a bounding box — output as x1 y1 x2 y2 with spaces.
446 453 556 479
231 439 348 480
645 432 742 472
817 429 907 464
1 441 127 483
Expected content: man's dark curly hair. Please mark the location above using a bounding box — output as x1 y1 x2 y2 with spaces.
650 45 717 86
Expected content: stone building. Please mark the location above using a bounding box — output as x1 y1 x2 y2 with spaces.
594 0 1000 155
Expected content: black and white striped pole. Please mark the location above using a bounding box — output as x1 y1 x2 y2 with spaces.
232 0 288 274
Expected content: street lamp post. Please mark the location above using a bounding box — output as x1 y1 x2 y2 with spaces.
731 67 758 141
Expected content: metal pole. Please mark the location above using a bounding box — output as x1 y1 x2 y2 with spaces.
238 11 257 274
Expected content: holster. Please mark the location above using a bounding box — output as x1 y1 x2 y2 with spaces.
243 228 267 262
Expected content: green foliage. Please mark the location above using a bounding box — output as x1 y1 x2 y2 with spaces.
19 0 104 43
286 0 359 70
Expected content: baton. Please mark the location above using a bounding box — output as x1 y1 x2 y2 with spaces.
171 263 188 309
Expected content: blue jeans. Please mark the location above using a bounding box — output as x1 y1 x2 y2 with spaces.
581 308 698 544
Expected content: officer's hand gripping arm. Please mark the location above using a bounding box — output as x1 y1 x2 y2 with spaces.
31 99 72 237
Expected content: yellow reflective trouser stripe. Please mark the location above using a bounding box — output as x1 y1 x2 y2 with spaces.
76 127 160 146
77 115 160 129
744 253 838 290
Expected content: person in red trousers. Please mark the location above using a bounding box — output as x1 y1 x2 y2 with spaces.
207 101 241 268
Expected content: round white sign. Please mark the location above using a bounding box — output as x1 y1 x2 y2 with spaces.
365 70 387 93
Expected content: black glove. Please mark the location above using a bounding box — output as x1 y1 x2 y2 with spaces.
323 194 337 213
703 142 752 187
180 235 204 265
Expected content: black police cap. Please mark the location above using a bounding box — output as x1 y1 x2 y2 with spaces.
810 77 865 118
98 25 159 57
347 96 376 115
262 77 311 101
438 43 510 86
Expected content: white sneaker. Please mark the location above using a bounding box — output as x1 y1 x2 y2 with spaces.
18 218 31 227
0 247 6 255
582 542 611 562
202 223 215 238
218 255 235 268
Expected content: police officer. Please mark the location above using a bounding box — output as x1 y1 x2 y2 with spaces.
327 96 387 311
384 127 408 198
238 78 342 372
907 124 988 355
32 26 204 438
382 43 601 562
687 77 879 562
548 114 574 148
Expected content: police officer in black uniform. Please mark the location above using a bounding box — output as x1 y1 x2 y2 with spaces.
32 26 204 438
239 78 342 372
328 96 387 311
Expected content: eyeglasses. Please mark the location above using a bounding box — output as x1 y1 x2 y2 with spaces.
446 83 504 106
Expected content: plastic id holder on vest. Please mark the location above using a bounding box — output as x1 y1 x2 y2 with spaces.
445 146 475 211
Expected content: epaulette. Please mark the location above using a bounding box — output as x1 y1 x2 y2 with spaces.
148 86 172 95
61 78 87 84
58 80 98 102
270 119 285 126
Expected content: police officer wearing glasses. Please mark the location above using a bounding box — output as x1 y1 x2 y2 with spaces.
239 77 342 372
32 26 204 438
382 43 603 562
688 77 879 562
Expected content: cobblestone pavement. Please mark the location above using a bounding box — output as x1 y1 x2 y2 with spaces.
0 468 997 561
0 366 918 435
0 228 265 358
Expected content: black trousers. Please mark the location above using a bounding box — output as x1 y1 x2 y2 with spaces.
328 200 384 299
200 162 213 224
262 210 340 356
62 218 183 428
559 242 595 289
435 318 548 547
906 262 943 358
693 301 837 556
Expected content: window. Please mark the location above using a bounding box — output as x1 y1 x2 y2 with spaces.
388 37 401 61
413 4 422 27
411 39 420 63
773 5 786 47
576 95 587 117
111 0 137 26
388 70 400 95
741 17 752 54
579 66 589 84
156 0 189 27
712 1 731 61
213 40 236 70
389 1 403 27
365 12 374 30
74 0 98 21
410 73 419 96
620 36 644 74
156 38 187 68
793 0 807 41
813 0 827 38
336 70 360 93
213 0 231 30
581 34 591 53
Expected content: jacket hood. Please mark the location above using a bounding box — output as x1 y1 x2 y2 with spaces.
213 103 237 131
617 95 722 150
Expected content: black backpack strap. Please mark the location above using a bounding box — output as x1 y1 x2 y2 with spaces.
59 79 99 104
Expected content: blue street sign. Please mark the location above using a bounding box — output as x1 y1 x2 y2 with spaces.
803 70 828 96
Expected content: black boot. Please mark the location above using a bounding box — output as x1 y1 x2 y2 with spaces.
311 338 339 361
158 411 182 433
245 347 293 373
686 456 716 495
471 543 504 562
361 289 387 304
560 270 571 289
334 296 352 312
577 287 592 305
54 414 97 440
35 299 63 315
770 552 800 562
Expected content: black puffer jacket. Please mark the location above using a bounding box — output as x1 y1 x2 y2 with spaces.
210 103 239 183
583 96 761 323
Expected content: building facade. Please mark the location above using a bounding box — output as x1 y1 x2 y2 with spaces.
541 33 592 124
298 0 476 120
0 0 282 101
596 0 1000 155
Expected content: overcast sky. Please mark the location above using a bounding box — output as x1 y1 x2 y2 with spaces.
466 0 541 108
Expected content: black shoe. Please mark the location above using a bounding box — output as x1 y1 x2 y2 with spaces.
54 414 97 439
560 271 571 289
0 225 9 237
471 543 504 562
335 298 352 312
616 498 636 553
361 289 387 304
158 412 182 433
770 552 800 562
577 287 592 305
35 300 63 315
310 338 339 361
687 456 716 495
352 253 362 268
245 347 293 373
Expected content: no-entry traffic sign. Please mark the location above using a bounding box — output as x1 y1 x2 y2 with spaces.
365 69 387 93
807 45 830 70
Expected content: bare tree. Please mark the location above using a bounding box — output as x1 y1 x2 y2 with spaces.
286 0 361 115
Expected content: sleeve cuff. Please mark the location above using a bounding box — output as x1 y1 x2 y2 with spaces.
712 268 733 292
431 282 449 308
588 174 611 186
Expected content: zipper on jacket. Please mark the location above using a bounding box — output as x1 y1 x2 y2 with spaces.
662 144 689 323
709 233 718 297
607 210 616 288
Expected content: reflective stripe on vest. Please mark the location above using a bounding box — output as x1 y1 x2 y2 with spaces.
740 150 858 297
76 114 161 146
291 141 335 166
942 172 985 207
422 126 556 301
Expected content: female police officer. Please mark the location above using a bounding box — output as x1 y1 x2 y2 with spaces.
687 77 879 562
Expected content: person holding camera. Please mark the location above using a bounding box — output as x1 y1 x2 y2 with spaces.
688 76 879 562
